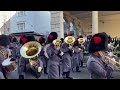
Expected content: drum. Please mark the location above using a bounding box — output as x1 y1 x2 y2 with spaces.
2 58 17 73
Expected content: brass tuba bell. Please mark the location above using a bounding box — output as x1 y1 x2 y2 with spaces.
53 39 61 48
64 36 75 44
20 41 42 73
78 38 85 44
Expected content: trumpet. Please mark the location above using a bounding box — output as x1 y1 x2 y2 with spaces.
99 51 120 69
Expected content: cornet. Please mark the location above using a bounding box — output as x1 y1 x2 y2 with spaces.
99 51 120 69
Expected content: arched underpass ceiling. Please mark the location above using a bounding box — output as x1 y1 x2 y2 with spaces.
64 11 120 21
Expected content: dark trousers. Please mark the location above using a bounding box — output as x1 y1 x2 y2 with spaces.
63 71 72 79
80 61 83 67
2 68 7 79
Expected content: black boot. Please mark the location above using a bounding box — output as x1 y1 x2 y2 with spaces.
80 61 84 67
44 67 48 74
62 72 67 79
66 71 73 79
2 68 7 79
76 66 81 72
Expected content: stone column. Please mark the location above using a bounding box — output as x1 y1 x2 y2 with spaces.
92 11 98 35
50 11 64 39
66 22 70 34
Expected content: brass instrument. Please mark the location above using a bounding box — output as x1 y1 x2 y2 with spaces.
53 39 61 48
64 36 75 49
20 41 42 74
78 38 85 44
99 51 120 69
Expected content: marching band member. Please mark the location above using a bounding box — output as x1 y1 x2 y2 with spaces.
87 32 114 79
0 71 4 79
46 32 62 79
77 36 84 68
38 37 48 74
0 35 12 79
9 37 18 62
72 40 81 72
16 35 25 60
61 34 73 79
18 36 43 79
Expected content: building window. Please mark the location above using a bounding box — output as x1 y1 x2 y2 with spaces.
17 22 25 31
17 11 26 17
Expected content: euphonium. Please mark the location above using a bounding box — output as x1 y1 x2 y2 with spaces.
20 41 42 73
53 39 61 48
78 38 85 45
64 36 75 49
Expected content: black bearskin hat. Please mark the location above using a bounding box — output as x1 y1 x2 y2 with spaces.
77 35 83 39
12 37 18 42
19 35 26 44
88 32 108 53
0 34 10 47
47 32 58 43
60 38 64 43
26 36 35 42
39 37 45 45
108 36 112 43
73 40 79 47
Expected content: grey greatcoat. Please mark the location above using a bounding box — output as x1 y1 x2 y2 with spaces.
61 43 71 72
39 48 47 68
46 44 61 79
72 46 81 68
87 55 114 79
9 43 17 59
18 57 43 79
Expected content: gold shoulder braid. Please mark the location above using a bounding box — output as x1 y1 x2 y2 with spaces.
0 49 8 59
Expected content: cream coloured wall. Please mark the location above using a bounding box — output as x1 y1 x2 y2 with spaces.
80 14 120 37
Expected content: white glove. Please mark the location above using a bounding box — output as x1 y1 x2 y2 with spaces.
108 52 114 57
73 50 74 53
79 48 81 51
60 51 64 56
56 47 60 50
69 46 72 49
38 67 42 72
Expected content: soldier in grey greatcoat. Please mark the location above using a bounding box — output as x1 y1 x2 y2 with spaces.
60 34 73 79
72 40 81 72
18 36 43 79
87 32 114 79
38 37 48 74
9 37 18 61
0 35 17 79
46 32 62 79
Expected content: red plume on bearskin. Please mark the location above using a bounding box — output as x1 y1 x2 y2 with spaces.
39 38 42 42
67 33 71 36
48 34 53 39
47 32 58 43
20 36 23 39
93 36 102 45
22 38 28 44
